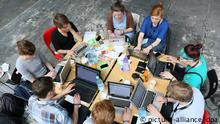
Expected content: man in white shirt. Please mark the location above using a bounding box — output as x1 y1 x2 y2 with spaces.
147 81 205 124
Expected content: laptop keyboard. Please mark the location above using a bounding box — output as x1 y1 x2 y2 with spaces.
109 97 130 108
70 79 97 103
75 44 87 54
142 91 156 109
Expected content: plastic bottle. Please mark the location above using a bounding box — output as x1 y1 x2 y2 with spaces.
96 76 104 92
121 56 130 72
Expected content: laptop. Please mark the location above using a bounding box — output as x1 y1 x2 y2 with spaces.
131 79 156 110
73 43 89 58
107 81 133 113
54 57 72 84
69 63 100 107
147 51 166 77
128 47 149 61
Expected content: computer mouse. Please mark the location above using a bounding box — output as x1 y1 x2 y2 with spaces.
132 73 140 80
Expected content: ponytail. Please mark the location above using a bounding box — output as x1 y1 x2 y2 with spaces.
184 43 203 60
151 1 164 18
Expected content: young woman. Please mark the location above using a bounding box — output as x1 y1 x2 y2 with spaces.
135 2 169 53
160 43 207 89
107 0 134 43
15 40 56 83
52 13 82 56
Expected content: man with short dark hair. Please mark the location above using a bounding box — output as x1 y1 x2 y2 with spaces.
52 13 82 56
28 77 80 124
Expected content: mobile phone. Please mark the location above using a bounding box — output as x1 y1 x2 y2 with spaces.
96 35 101 41
100 63 108 69
155 52 162 57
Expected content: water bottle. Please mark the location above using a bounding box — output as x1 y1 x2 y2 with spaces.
96 76 104 92
121 56 130 72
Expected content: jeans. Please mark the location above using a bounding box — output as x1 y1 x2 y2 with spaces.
141 38 165 53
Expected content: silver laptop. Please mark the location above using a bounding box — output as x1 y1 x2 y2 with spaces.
73 43 89 58
54 57 71 84
107 81 133 113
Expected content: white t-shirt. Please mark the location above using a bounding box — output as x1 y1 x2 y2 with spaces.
172 88 204 124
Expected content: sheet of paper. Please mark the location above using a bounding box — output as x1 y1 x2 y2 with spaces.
83 31 97 42
104 51 119 59
114 46 124 53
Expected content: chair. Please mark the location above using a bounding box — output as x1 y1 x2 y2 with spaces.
201 69 218 99
42 26 62 61
131 12 141 46
131 12 141 32
201 109 210 124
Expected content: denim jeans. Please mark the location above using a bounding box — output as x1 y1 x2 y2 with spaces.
141 38 165 53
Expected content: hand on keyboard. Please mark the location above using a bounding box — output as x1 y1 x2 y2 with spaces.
147 104 161 118
61 83 75 96
122 107 132 122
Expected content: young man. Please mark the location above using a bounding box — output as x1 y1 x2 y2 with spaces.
16 40 56 83
52 13 82 56
28 77 80 124
147 81 205 124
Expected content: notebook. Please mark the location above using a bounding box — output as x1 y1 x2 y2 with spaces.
73 43 89 58
69 63 100 107
107 81 133 113
147 51 166 77
131 79 156 110
54 57 72 84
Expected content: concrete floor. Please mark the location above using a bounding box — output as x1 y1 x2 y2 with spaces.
0 0 219 123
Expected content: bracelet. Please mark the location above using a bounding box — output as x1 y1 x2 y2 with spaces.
74 104 81 106
123 120 130 124
150 44 154 49
170 76 175 81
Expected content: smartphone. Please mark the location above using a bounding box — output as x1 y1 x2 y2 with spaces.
155 52 162 57
96 35 101 41
100 63 108 69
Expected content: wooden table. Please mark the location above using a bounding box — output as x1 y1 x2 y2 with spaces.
90 56 170 123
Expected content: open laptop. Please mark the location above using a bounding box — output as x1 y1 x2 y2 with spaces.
107 82 133 107
131 79 156 110
128 47 149 61
54 57 72 84
147 51 166 77
107 81 133 113
69 63 100 107
73 43 89 58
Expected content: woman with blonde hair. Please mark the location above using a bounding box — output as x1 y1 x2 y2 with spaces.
147 81 205 124
83 100 131 124
135 2 169 53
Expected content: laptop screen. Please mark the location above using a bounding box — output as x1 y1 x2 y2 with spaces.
76 63 100 85
131 80 146 108
108 82 132 99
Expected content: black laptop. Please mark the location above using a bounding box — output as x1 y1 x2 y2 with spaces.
70 63 100 106
147 51 166 77
131 79 156 110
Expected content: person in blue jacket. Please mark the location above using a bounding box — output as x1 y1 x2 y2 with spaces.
135 2 169 53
